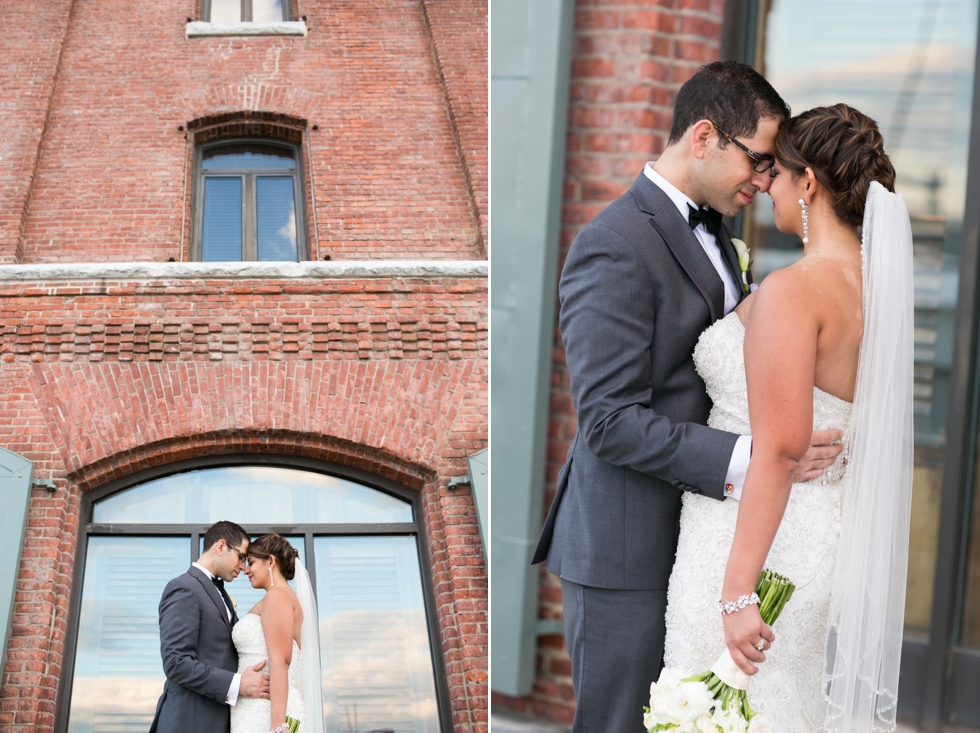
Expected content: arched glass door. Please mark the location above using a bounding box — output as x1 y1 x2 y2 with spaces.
60 463 446 733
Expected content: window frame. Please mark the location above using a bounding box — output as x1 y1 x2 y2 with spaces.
191 138 308 262
202 0 293 23
53 454 455 733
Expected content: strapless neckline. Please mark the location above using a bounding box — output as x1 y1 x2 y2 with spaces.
725 312 854 409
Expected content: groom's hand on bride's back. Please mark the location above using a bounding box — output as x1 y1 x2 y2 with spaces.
791 429 844 484
240 660 271 699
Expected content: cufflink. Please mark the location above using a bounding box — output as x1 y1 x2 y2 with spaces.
725 483 735 495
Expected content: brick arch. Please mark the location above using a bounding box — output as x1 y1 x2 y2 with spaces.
174 84 323 125
188 110 308 145
66 429 433 494
30 360 473 490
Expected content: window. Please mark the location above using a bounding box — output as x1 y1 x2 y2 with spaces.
58 463 450 733
204 0 291 23
193 140 306 262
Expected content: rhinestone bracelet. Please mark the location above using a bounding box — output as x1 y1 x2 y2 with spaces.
718 592 760 615
270 725 290 733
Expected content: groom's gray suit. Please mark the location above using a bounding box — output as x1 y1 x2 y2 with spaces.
532 171 747 731
148 565 240 733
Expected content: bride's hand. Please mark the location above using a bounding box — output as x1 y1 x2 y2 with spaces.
723 606 775 676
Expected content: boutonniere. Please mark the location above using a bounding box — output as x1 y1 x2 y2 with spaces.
731 238 753 293
229 595 237 609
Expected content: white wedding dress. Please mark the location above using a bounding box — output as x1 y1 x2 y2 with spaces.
664 311 852 731
231 613 306 733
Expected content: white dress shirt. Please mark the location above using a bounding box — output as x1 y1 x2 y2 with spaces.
192 561 242 705
643 162 752 500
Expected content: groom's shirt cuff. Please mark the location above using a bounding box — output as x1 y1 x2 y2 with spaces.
724 435 752 501
226 674 241 706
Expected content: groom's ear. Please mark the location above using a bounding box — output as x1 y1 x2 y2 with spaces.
689 120 714 160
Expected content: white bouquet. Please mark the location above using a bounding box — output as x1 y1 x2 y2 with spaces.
643 570 794 733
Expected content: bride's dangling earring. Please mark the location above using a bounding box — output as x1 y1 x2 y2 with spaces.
269 565 275 587
799 198 810 244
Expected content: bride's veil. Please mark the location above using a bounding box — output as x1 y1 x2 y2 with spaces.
295 557 325 733
824 180 915 732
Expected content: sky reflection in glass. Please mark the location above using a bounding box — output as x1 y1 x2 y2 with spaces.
253 0 285 23
67 537 189 733
209 0 241 23
203 144 295 170
93 466 413 525
257 177 298 261
202 177 243 261
315 536 440 733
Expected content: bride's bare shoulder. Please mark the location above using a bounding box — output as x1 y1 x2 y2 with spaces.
741 263 813 319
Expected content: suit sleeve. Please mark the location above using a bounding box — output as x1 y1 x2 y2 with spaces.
158 579 235 702
560 222 738 498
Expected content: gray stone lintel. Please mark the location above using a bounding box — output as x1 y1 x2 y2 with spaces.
0 260 488 283
186 20 308 38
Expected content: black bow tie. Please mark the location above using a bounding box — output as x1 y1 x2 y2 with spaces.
687 204 723 235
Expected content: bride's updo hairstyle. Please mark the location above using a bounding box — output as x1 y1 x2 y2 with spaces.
774 103 896 227
247 533 298 581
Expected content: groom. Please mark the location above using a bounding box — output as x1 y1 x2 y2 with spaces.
149 521 270 733
532 61 844 732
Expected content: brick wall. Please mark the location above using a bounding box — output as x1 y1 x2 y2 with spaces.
0 274 487 730
492 0 725 724
3 0 486 264
0 0 487 728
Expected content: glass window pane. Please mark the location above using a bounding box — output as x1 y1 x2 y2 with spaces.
752 0 979 637
67 537 190 732
253 0 285 23
93 466 413 525
202 177 243 262
203 144 296 170
209 0 241 23
257 177 299 261
315 536 440 733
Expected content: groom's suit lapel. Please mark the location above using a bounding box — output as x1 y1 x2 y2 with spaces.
188 565 234 634
716 224 748 305
631 174 725 322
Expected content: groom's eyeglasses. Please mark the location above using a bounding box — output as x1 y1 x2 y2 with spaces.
226 544 248 564
712 123 776 176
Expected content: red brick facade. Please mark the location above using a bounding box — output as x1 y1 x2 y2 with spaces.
492 0 724 724
0 0 486 730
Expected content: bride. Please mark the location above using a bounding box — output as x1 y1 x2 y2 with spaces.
231 534 325 733
664 103 913 731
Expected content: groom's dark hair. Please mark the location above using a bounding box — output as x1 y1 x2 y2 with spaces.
668 61 790 145
203 520 249 552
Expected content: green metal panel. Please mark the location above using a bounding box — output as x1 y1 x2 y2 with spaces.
490 0 574 697
0 448 33 672
468 449 488 557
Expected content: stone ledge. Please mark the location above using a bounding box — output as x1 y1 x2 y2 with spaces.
0 260 488 282
186 20 308 38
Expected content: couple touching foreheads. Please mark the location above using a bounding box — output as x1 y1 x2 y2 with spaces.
533 61 913 731
149 521 324 733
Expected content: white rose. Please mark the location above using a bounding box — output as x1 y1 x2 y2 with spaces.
710 705 748 733
747 713 773 733
693 713 719 733
651 679 715 724
731 237 751 272
647 668 686 726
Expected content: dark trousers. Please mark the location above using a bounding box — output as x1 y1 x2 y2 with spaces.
561 578 668 733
